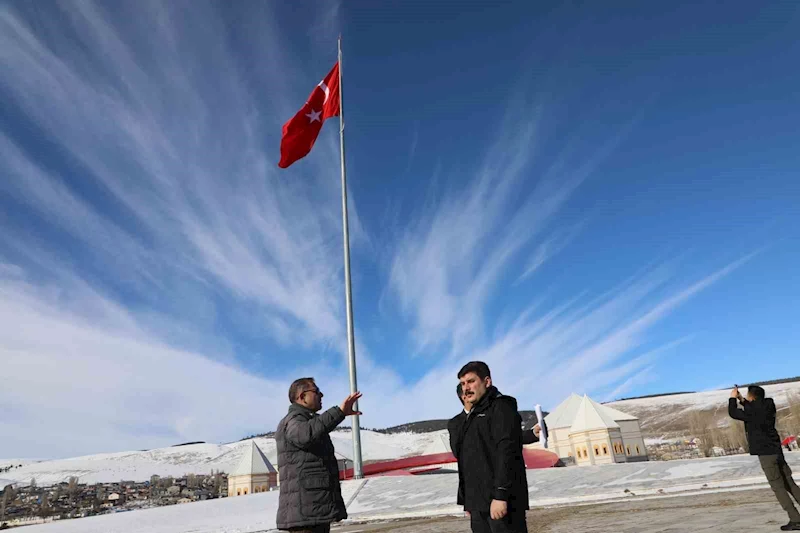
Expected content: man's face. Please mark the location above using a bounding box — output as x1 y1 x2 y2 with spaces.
297 383 324 412
459 372 491 405
746 391 756 402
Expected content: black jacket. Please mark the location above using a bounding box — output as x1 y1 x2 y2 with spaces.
275 404 347 529
448 410 469 506
447 387 529 513
449 411 538 506
728 397 782 456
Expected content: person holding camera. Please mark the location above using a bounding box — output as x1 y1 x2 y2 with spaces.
729 385 800 531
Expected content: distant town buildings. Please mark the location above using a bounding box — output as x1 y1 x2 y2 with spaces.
537 394 649 465
0 473 226 527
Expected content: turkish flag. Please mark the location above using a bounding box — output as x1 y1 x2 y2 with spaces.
278 62 340 168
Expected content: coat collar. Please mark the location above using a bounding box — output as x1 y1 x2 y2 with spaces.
288 403 317 417
471 386 500 414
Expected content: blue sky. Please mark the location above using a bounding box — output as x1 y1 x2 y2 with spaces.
1 0 798 459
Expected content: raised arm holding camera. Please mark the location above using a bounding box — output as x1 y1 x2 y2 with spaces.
729 385 800 531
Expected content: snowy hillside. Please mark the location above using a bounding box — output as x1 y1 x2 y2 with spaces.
0 458 40 467
4 381 798 488
0 430 451 487
606 380 800 438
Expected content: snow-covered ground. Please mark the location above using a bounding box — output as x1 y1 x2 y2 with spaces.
17 452 800 533
0 458 39 489
16 489 283 533
0 430 451 486
0 458 41 467
349 452 800 519
329 428 451 460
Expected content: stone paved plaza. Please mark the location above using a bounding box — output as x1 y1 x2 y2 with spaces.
338 488 798 532
346 452 800 519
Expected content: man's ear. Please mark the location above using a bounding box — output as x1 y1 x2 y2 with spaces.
485 376 492 388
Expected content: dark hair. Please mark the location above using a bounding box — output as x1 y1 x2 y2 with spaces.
748 385 766 400
456 383 464 404
458 361 491 380
289 377 316 404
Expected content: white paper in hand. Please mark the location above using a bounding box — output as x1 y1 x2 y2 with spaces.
535 404 548 448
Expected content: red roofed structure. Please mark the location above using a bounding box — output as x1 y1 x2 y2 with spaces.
340 447 559 480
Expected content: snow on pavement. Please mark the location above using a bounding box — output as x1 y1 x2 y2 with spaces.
17 479 370 533
17 490 282 533
336 489 800 533
16 452 800 532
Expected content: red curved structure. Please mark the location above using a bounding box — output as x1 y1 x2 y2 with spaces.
340 448 559 480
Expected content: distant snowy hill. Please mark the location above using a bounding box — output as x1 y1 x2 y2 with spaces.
606 379 800 439
0 430 451 487
375 379 800 442
4 379 798 488
377 409 545 434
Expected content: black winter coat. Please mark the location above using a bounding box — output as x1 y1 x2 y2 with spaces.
448 410 469 506
447 387 529 513
275 404 348 530
728 398 782 456
449 410 538 507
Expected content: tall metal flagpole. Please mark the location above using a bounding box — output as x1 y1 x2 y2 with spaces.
338 35 364 480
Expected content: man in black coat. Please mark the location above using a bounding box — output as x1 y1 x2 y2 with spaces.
449 383 542 518
449 361 529 533
729 385 800 531
275 378 362 533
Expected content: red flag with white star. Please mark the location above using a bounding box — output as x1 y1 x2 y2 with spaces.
278 62 340 168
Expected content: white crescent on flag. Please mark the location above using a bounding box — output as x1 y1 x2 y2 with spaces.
318 81 330 104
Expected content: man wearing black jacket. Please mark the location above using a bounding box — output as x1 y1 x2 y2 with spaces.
449 383 541 518
729 385 800 531
449 362 529 533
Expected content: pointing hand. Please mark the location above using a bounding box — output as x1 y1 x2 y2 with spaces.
340 392 363 416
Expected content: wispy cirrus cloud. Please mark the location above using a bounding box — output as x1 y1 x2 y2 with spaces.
517 221 585 283
0 0 354 349
0 247 753 459
0 267 287 458
384 88 752 413
452 258 752 411
0 0 760 461
387 94 634 355
0 1 381 457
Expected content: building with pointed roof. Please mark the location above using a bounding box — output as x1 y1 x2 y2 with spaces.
539 394 648 466
227 441 278 496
